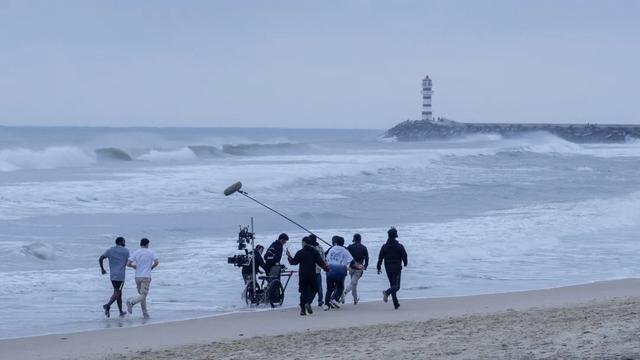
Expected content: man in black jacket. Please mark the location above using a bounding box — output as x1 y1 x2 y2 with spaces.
241 244 267 285
264 233 289 276
377 227 407 309
342 233 368 304
288 236 329 316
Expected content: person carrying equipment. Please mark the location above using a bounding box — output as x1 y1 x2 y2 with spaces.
264 233 289 276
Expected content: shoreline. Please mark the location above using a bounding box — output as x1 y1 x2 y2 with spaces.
0 277 629 342
2 278 640 359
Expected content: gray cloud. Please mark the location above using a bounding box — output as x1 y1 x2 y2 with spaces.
0 1 638 128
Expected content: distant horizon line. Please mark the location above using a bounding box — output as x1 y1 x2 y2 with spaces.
0 124 386 131
1 118 639 129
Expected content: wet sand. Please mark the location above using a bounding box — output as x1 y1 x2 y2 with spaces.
2 279 639 360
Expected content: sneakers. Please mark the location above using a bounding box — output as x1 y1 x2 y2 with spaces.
340 293 346 304
329 300 341 309
382 291 388 303
305 303 313 315
103 304 110 318
394 304 400 310
119 311 127 318
354 297 359 305
300 307 307 316
126 298 133 314
318 300 324 307
143 314 151 319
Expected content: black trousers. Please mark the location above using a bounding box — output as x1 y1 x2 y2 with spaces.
299 277 316 308
307 273 324 305
385 270 402 306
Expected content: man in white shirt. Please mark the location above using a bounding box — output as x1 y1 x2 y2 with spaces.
126 238 159 319
324 236 354 309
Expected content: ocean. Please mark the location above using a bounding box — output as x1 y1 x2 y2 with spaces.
1 126 639 339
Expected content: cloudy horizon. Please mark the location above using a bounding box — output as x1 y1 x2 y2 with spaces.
1 1 639 129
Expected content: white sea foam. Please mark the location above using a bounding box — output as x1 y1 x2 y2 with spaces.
0 146 95 171
450 133 503 142
1 127 640 339
497 132 585 155
137 147 199 162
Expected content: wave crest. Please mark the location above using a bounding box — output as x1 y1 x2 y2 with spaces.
221 142 308 156
0 147 94 172
20 242 56 260
95 147 132 162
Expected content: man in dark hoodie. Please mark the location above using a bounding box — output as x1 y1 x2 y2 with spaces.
264 233 289 276
306 234 326 307
377 227 408 309
287 236 329 316
341 233 368 304
241 244 267 285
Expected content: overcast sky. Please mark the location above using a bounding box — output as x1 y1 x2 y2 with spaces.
1 1 639 128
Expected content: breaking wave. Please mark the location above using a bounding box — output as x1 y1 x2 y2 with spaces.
450 133 503 143
625 135 640 144
496 132 584 155
137 147 198 162
95 147 133 162
187 145 222 158
0 141 311 171
221 142 309 156
20 242 56 260
0 147 95 172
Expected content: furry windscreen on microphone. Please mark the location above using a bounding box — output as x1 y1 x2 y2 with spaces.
223 181 243 196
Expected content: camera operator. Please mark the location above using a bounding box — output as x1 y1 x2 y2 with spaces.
241 244 267 285
264 233 289 276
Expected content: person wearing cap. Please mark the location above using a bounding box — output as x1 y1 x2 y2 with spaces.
287 236 329 316
264 233 289 277
377 227 407 309
341 233 369 305
324 236 354 310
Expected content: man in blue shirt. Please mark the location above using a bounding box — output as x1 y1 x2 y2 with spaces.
99 236 130 318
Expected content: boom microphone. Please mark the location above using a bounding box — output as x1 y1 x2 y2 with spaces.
223 181 331 246
224 181 243 196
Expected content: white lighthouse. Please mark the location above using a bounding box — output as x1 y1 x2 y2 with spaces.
421 75 434 121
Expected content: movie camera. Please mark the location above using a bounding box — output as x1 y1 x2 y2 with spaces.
227 224 255 267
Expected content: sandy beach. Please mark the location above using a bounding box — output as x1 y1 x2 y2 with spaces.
2 279 640 360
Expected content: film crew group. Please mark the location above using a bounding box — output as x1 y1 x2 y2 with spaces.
99 237 159 319
241 227 407 315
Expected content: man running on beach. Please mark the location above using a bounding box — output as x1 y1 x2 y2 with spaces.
324 236 354 309
287 236 329 316
342 233 368 305
126 238 159 319
377 228 407 310
99 236 129 318
307 234 326 307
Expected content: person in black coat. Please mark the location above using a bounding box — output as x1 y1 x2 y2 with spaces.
264 233 289 276
287 236 329 316
241 244 267 285
377 227 408 309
